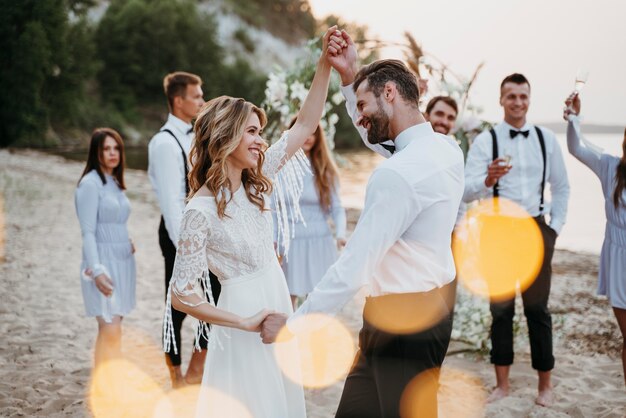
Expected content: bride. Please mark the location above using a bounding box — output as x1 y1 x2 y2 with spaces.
163 27 339 417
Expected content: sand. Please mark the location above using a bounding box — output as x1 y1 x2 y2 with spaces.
0 148 624 417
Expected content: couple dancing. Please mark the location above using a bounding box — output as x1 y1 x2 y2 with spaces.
164 26 463 418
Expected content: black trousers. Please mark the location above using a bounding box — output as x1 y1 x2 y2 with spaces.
489 216 557 372
335 281 456 418
159 217 221 366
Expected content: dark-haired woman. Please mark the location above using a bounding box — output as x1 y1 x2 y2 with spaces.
75 127 136 366
565 94 626 385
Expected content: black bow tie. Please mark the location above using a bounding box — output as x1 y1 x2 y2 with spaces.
510 129 529 139
187 128 194 135
380 143 396 154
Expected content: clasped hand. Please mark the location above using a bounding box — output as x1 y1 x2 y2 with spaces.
258 312 289 344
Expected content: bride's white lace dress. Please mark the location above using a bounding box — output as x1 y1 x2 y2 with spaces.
166 133 307 418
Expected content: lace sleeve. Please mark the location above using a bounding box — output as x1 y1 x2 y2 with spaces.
264 131 288 179
163 209 215 354
264 130 311 256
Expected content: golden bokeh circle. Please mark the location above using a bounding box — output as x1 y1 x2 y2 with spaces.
362 286 455 335
453 198 544 302
438 366 487 417
399 368 440 418
152 385 252 418
400 366 487 417
89 359 163 418
274 313 355 388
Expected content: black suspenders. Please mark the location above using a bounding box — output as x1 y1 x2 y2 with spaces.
489 126 547 212
160 129 190 195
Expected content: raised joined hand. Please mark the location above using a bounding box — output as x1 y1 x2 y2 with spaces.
326 30 358 85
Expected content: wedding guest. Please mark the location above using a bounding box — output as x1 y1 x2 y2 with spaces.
148 71 220 387
425 96 458 136
564 93 626 386
75 128 136 366
262 31 464 417
463 73 570 406
274 120 347 309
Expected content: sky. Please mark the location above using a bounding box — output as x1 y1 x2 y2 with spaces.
308 0 625 126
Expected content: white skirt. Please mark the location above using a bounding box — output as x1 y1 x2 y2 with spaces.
196 259 306 418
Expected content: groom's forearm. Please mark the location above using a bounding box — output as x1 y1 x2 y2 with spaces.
339 67 357 86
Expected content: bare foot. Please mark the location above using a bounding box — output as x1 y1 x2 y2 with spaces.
167 363 186 389
185 349 206 385
535 388 554 407
184 369 203 385
487 387 509 403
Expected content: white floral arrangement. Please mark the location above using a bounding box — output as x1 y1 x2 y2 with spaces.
452 284 529 353
402 32 492 159
261 40 345 152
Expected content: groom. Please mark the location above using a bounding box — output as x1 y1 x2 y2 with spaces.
262 31 464 417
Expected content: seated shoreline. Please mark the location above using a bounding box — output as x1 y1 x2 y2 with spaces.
0 149 623 417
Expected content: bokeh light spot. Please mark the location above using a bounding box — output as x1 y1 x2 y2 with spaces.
152 385 252 418
89 359 163 418
274 313 355 388
363 285 455 335
400 368 440 418
453 198 544 302
438 366 487 417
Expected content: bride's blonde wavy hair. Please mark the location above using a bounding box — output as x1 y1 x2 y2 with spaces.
189 96 273 218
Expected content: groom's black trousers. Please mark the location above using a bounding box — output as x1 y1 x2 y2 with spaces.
335 280 456 418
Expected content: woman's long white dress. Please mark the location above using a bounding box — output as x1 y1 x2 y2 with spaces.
165 134 307 418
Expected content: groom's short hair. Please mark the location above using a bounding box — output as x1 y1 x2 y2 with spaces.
163 71 203 111
353 59 420 107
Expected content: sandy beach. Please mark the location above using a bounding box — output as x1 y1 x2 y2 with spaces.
1 148 624 417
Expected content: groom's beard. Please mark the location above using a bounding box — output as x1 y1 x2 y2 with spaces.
366 107 391 145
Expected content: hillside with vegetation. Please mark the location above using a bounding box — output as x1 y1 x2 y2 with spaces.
1 0 377 149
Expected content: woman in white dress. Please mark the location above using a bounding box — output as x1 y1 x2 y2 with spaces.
163 27 338 417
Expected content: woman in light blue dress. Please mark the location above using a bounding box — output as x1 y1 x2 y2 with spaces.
75 128 136 366
565 94 626 385
275 122 347 308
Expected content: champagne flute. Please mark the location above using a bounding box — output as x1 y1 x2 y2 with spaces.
500 143 513 168
565 69 588 119
573 69 589 94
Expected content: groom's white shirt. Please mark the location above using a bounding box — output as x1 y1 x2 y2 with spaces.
289 84 464 332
